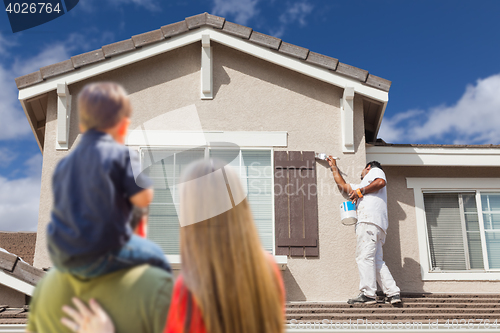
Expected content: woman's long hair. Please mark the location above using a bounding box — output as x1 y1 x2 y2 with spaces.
179 159 284 333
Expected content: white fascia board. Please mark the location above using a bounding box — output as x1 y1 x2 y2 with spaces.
367 146 500 166
407 177 500 281
126 130 288 147
18 28 204 101
0 270 35 296
18 27 388 105
167 255 287 271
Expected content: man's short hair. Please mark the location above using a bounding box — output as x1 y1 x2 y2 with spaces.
366 161 383 170
78 82 131 130
130 206 149 230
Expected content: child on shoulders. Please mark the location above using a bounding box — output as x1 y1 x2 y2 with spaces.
48 82 171 278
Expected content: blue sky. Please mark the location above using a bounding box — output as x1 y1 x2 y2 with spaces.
1 0 499 232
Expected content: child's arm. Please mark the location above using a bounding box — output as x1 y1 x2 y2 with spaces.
130 188 154 208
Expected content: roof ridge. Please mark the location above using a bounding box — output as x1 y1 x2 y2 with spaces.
15 12 391 92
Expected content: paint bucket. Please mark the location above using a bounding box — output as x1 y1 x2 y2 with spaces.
340 201 357 225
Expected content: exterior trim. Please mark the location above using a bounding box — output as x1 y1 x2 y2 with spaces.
208 29 388 103
341 87 354 153
18 28 203 101
0 270 34 296
56 83 71 150
166 255 288 270
406 177 500 281
18 27 389 104
126 130 288 147
367 146 500 166
200 34 213 99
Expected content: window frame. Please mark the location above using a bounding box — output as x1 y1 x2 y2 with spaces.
407 178 500 280
139 145 277 257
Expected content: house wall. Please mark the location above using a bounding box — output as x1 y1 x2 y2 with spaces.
34 41 379 301
0 285 26 308
383 166 500 294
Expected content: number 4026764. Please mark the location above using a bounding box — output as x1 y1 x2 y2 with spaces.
5 2 62 14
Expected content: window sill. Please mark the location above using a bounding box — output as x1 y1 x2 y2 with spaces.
166 255 288 271
422 270 500 281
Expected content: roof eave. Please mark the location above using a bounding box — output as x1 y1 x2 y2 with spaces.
366 145 500 167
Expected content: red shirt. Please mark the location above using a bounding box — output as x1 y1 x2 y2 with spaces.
164 256 285 333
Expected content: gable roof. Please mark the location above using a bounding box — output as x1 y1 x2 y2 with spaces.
0 249 45 297
16 13 392 151
15 13 391 92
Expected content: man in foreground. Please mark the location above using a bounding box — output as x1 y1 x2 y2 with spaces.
328 157 401 305
27 206 173 333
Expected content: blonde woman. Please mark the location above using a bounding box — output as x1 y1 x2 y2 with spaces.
62 159 285 333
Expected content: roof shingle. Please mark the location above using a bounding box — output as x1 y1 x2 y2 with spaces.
71 49 105 68
222 21 252 39
248 31 281 50
305 51 338 71
161 20 189 38
336 62 369 82
102 39 136 58
132 29 164 48
14 12 391 92
278 41 309 60
40 59 75 80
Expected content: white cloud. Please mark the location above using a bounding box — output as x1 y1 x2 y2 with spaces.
0 65 33 140
24 154 43 176
0 33 18 55
0 148 17 168
12 43 71 77
280 1 313 26
0 154 42 232
379 73 500 144
1 31 114 141
0 37 72 140
270 1 313 38
212 0 260 25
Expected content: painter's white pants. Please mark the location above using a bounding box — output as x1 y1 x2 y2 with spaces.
356 222 400 298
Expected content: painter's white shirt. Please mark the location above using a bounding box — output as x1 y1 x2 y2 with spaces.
350 167 388 233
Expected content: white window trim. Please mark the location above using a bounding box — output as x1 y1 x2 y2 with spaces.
166 254 288 271
138 143 287 269
407 177 500 280
127 130 287 148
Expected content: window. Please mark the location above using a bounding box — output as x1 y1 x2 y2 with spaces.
140 147 274 255
424 191 500 272
407 178 500 280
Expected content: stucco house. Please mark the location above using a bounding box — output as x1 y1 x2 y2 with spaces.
3 12 500 331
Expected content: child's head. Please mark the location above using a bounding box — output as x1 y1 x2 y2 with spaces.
78 82 131 133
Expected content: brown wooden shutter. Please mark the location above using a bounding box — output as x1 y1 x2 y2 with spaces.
274 151 319 257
